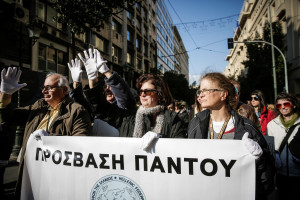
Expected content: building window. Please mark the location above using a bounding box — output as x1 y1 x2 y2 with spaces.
127 30 133 42
112 19 122 33
137 58 142 69
126 53 132 64
47 6 57 27
75 32 86 42
127 11 132 20
96 37 104 51
143 42 148 56
37 2 45 21
38 44 67 75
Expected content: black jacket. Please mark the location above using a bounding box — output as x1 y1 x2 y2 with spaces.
188 109 275 199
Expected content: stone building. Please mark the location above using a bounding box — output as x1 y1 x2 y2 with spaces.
225 0 300 94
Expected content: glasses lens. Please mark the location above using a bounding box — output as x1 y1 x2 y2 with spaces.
275 104 282 109
139 89 156 96
196 90 201 96
252 96 259 101
139 90 150 96
276 102 292 109
283 102 292 107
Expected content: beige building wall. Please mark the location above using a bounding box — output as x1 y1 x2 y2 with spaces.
224 0 300 94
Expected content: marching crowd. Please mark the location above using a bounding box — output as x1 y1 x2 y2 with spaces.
0 48 299 200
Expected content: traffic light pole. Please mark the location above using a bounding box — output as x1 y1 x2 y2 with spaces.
232 40 288 94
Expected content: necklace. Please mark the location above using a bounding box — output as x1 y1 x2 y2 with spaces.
209 114 231 139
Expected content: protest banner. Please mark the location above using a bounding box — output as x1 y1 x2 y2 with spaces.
21 135 255 200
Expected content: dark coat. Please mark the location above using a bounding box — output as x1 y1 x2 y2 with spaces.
188 109 275 199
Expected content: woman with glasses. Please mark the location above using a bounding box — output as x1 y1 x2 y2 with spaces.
188 72 275 200
86 73 186 144
250 90 276 135
267 92 300 200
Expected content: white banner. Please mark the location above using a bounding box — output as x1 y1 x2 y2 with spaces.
22 135 255 200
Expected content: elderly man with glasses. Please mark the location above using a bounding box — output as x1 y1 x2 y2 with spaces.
0 67 92 198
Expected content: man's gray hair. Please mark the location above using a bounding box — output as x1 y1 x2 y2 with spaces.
46 72 70 93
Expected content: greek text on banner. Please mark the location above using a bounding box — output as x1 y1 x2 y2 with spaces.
21 135 255 200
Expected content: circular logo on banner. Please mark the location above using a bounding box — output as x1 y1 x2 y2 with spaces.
90 174 146 200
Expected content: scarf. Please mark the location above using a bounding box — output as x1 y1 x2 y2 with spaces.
133 105 165 138
280 113 299 129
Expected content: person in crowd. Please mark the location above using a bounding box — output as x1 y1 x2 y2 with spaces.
68 52 136 137
267 104 275 111
188 72 275 200
174 100 189 131
267 92 300 200
77 48 186 150
167 101 175 111
68 56 135 111
238 104 261 131
181 101 189 113
0 67 92 198
230 80 244 110
250 90 276 135
189 90 204 121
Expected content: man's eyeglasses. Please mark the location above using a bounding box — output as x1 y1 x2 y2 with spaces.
196 89 223 96
139 89 157 96
40 85 61 91
275 102 292 109
251 96 259 101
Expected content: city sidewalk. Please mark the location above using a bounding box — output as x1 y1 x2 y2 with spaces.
2 159 19 200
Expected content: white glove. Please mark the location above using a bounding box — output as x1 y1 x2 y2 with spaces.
32 129 49 141
67 58 82 82
242 132 263 159
78 48 108 80
275 153 282 168
140 131 160 152
94 49 109 74
0 67 27 95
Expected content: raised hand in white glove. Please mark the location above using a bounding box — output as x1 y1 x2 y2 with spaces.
140 131 161 152
78 48 98 80
0 67 27 95
67 58 82 82
242 132 263 159
94 49 109 74
32 129 49 141
78 48 109 80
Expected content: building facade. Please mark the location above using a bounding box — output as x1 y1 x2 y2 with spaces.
0 0 188 93
224 0 300 94
173 26 189 81
0 0 158 89
156 0 175 74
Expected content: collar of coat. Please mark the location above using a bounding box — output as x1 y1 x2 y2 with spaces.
38 96 74 120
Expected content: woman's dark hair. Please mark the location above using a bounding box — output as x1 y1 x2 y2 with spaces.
275 92 300 115
250 90 266 111
238 104 260 129
136 74 173 106
202 72 237 110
